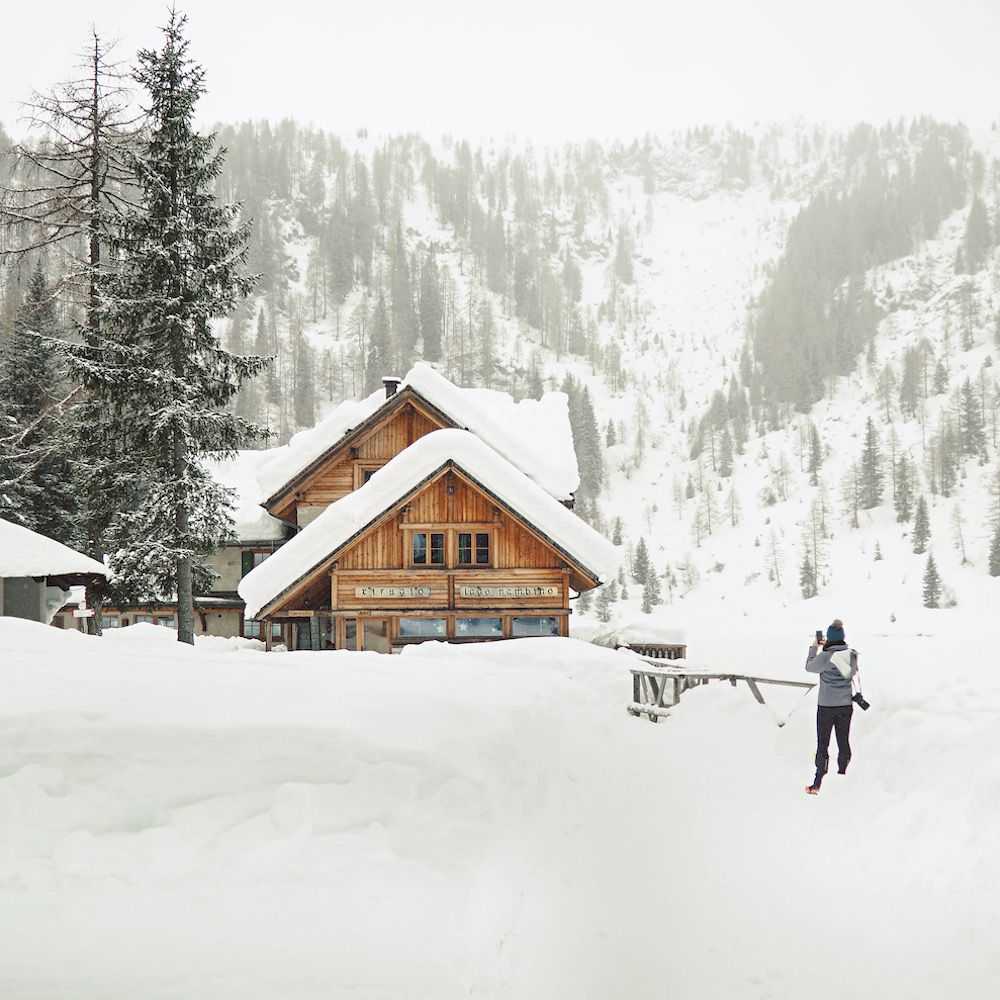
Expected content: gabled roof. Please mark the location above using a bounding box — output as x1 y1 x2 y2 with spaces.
255 363 580 506
0 518 107 578
204 452 288 542
239 429 617 619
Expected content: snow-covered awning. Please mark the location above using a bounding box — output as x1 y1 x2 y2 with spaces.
239 429 616 619
255 363 581 505
0 518 107 578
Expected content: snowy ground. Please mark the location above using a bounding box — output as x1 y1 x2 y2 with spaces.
1 617 998 999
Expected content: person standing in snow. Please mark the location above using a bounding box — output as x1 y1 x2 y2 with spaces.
804 619 858 795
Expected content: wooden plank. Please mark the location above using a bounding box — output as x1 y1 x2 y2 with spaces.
745 677 766 705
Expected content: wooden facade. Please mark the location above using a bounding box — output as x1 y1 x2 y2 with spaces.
267 390 453 526
257 452 597 652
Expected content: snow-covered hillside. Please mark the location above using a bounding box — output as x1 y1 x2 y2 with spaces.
2 616 997 999
236 120 1000 628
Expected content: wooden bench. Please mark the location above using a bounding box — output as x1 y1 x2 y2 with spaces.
627 659 815 723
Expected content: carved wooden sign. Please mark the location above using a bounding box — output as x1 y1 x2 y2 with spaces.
354 585 433 598
458 584 559 598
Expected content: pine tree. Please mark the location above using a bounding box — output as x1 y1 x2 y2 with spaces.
859 416 884 508
922 553 942 608
366 291 391 393
799 548 818 598
957 377 986 458
419 253 443 362
641 571 661 613
989 522 1000 576
68 12 268 643
912 495 931 553
894 454 914 522
633 537 650 584
0 263 79 542
605 419 616 447
808 422 821 486
596 586 612 623
962 196 993 272
718 426 734 477
874 541 883 561
611 517 623 545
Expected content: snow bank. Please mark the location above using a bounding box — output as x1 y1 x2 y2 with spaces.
1 619 997 999
240 429 618 618
0 517 107 578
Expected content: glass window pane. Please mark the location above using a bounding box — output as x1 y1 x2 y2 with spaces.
457 532 472 564
244 619 262 639
344 619 358 651
270 623 284 642
362 468 377 483
157 616 174 628
475 532 490 565
456 617 503 638
101 615 119 629
252 551 269 567
399 617 447 638
363 619 391 653
511 616 560 637
430 533 445 564
412 533 427 564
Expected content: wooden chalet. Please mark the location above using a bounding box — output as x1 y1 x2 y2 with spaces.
240 368 616 652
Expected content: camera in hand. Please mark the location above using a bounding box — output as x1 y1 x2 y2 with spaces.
852 692 870 711
815 630 824 643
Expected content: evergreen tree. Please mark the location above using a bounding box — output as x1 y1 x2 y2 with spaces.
799 547 818 599
605 419 616 447
957 377 986 457
922 553 942 608
633 536 650 584
611 517 623 545
912 495 931 553
808 422 822 485
0 263 78 542
596 586 612 623
718 425 734 477
894 454 914 522
614 221 634 283
859 416 884 508
68 12 268 643
576 588 593 613
962 196 993 272
989 522 1000 577
641 571 661 613
366 291 391 393
419 253 443 362
874 541 883 561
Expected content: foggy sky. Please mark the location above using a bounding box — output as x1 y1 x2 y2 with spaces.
2 0 999 140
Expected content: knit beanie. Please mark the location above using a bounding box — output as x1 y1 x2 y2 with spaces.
827 620 845 644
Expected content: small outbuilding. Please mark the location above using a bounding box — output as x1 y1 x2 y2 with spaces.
0 517 107 624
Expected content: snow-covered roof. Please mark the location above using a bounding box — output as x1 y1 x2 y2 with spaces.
239 429 616 619
256 363 581 504
0 518 108 578
205 452 287 542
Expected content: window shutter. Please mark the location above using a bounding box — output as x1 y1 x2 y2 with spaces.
241 550 254 578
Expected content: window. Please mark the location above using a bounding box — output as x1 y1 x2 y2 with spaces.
156 616 175 629
455 617 503 638
411 532 445 566
511 616 560 637
399 617 447 638
101 615 120 630
457 530 491 566
362 468 378 484
252 551 270 568
134 615 154 625
245 620 284 641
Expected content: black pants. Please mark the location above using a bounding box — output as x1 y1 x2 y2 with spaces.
813 704 853 787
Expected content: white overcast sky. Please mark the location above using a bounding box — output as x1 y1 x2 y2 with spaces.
2 0 999 141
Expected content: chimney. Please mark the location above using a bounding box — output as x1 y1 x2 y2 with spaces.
382 375 402 399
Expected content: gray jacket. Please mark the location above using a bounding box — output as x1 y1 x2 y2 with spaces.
806 642 858 707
